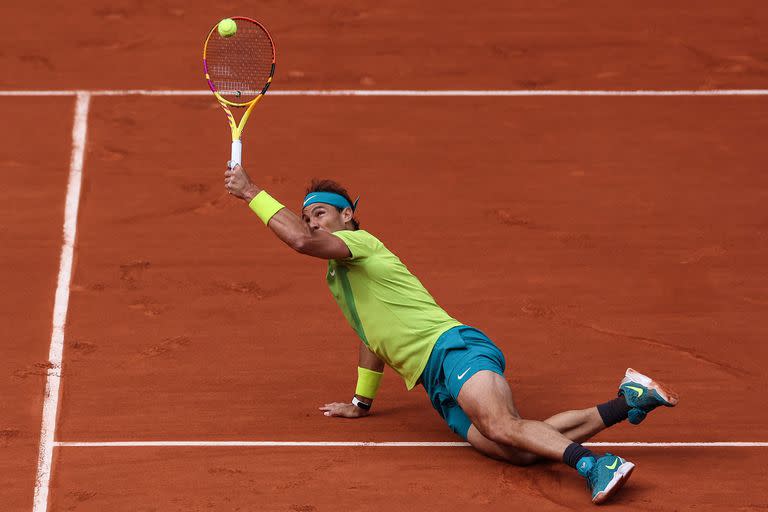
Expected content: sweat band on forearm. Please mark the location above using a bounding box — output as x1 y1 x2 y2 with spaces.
355 367 384 399
249 191 285 225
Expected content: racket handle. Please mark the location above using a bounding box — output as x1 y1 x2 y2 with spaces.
230 139 242 167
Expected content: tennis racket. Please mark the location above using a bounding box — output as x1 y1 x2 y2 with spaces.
203 17 275 166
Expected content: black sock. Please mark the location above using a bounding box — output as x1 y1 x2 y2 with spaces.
563 442 596 469
596 395 631 427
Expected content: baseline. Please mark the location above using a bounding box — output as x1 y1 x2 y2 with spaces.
1 89 768 97
54 441 768 448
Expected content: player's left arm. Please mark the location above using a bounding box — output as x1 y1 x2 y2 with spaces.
319 342 385 419
224 163 350 259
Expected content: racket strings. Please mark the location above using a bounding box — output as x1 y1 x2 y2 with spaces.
205 20 274 103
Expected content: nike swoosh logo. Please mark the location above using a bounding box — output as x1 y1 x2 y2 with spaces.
329 269 336 277
626 385 644 397
303 194 318 206
605 458 620 470
457 367 471 380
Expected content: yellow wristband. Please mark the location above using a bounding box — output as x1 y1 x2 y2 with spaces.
249 191 285 225
355 367 384 399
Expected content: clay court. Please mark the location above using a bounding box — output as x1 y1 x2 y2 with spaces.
2 2 768 511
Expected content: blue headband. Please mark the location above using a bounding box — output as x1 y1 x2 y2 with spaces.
302 191 360 212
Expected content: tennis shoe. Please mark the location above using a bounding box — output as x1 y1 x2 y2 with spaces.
619 368 679 424
579 453 635 504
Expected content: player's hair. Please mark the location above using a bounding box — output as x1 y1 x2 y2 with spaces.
305 179 360 230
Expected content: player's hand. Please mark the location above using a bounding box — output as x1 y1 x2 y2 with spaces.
224 162 260 201
319 402 370 418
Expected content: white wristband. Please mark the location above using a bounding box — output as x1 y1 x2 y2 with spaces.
352 396 371 410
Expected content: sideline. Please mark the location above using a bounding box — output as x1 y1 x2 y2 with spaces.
32 91 91 512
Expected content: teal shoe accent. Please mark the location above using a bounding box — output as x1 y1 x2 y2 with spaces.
586 453 635 504
577 455 596 478
627 408 647 424
619 368 679 425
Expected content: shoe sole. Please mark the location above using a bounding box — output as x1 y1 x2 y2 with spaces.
622 368 679 406
592 461 635 505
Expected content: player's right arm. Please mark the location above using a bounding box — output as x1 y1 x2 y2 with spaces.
224 163 350 259
268 209 350 259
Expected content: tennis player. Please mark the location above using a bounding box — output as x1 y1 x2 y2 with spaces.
223 163 679 504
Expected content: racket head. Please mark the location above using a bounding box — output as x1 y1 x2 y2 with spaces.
203 17 275 107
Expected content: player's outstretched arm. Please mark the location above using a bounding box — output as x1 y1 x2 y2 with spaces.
319 343 385 419
224 163 350 259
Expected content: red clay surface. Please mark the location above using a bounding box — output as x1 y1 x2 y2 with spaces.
3 2 768 511
0 98 74 510
50 447 768 511
59 96 768 444
1 1 768 90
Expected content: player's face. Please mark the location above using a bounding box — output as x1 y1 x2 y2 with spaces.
301 203 350 233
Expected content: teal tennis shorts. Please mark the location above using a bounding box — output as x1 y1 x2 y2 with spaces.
420 325 506 440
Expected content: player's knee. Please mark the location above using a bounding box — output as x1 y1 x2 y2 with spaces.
478 415 523 445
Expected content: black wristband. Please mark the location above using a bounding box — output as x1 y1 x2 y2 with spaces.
352 396 371 410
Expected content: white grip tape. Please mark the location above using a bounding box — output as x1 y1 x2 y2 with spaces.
230 139 242 167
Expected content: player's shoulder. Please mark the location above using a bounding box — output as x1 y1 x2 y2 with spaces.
331 229 386 259
332 229 379 243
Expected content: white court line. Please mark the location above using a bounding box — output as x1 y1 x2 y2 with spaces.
54 441 768 448
32 92 91 512
1 89 768 97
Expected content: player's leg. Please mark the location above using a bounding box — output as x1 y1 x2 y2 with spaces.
439 396 539 465
464 398 605 465
544 407 606 443
458 370 636 504
542 367 680 441
442 401 539 465
426 327 667 503
464 367 679 465
458 370 576 460
436 327 631 489
466 425 537 465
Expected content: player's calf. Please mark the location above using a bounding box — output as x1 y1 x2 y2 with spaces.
466 425 539 466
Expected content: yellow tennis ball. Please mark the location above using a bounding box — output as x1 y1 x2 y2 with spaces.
217 18 237 38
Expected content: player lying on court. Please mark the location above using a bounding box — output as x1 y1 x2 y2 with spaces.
223 163 679 504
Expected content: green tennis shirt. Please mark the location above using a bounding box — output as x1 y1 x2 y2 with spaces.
328 230 462 390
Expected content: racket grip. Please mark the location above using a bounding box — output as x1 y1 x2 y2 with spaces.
230 139 242 167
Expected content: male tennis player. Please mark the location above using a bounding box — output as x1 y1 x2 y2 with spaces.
223 163 679 504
